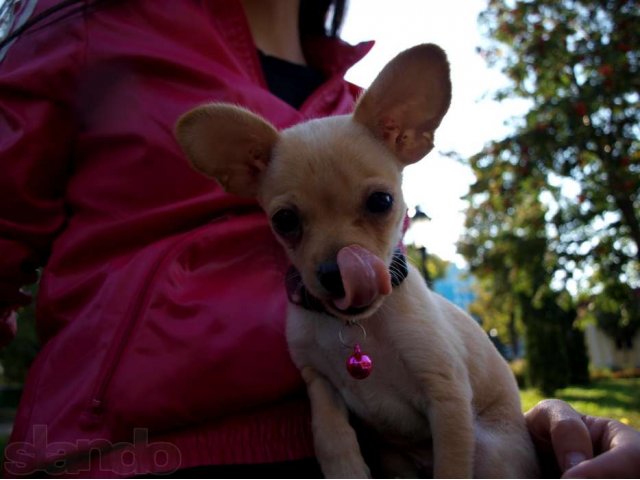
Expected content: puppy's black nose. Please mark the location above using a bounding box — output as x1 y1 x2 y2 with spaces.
317 261 345 298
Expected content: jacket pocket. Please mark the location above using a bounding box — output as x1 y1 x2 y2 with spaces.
81 220 226 429
81 212 301 436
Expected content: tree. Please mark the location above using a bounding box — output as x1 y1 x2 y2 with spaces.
460 185 588 394
405 245 449 285
461 0 638 391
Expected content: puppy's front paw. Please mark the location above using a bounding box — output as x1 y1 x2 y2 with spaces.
314 426 371 478
321 454 371 479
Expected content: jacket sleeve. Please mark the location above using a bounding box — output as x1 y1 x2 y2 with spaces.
0 11 85 345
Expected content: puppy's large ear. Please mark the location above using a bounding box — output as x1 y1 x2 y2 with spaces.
175 104 279 197
354 44 451 165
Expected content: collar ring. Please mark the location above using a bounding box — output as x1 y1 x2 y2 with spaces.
338 321 367 349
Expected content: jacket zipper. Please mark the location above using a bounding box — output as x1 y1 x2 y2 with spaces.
82 222 224 426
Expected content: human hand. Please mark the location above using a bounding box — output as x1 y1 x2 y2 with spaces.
525 399 640 478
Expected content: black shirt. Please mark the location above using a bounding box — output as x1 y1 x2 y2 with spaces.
258 50 325 109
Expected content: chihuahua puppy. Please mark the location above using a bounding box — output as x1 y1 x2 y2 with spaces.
175 44 538 478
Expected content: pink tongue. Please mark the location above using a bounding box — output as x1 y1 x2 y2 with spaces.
334 245 392 311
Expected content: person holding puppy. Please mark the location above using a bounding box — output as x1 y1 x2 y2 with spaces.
0 0 638 477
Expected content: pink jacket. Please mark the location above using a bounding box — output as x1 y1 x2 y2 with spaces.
0 0 371 475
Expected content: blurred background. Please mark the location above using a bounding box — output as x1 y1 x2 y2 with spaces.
0 0 638 448
341 0 640 426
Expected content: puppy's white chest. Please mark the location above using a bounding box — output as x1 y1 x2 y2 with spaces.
287 307 431 440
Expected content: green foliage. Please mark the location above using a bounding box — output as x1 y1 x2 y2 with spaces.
510 358 528 388
462 0 640 393
0 283 39 385
589 282 640 349
523 294 590 395
405 245 450 284
475 0 640 301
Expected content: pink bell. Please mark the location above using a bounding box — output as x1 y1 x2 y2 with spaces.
346 344 373 379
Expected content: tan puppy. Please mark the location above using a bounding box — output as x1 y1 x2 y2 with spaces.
175 44 539 478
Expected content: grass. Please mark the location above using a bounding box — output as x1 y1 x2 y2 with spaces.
520 377 640 429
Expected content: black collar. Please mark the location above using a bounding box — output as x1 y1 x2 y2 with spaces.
285 249 409 315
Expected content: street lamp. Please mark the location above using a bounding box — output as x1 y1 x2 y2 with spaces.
409 206 432 287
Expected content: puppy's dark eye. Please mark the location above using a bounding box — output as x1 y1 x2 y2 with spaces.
366 192 394 214
271 208 301 237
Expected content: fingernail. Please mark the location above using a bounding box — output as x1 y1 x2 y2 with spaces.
564 452 586 471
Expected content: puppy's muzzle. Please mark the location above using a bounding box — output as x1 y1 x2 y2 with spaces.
317 261 345 298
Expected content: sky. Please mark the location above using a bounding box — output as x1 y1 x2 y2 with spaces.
341 0 531 265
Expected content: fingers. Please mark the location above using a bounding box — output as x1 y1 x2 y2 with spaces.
525 399 594 473
563 445 639 478
563 417 640 479
526 401 640 479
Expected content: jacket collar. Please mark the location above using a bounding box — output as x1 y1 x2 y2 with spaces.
209 0 374 85
302 36 374 79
